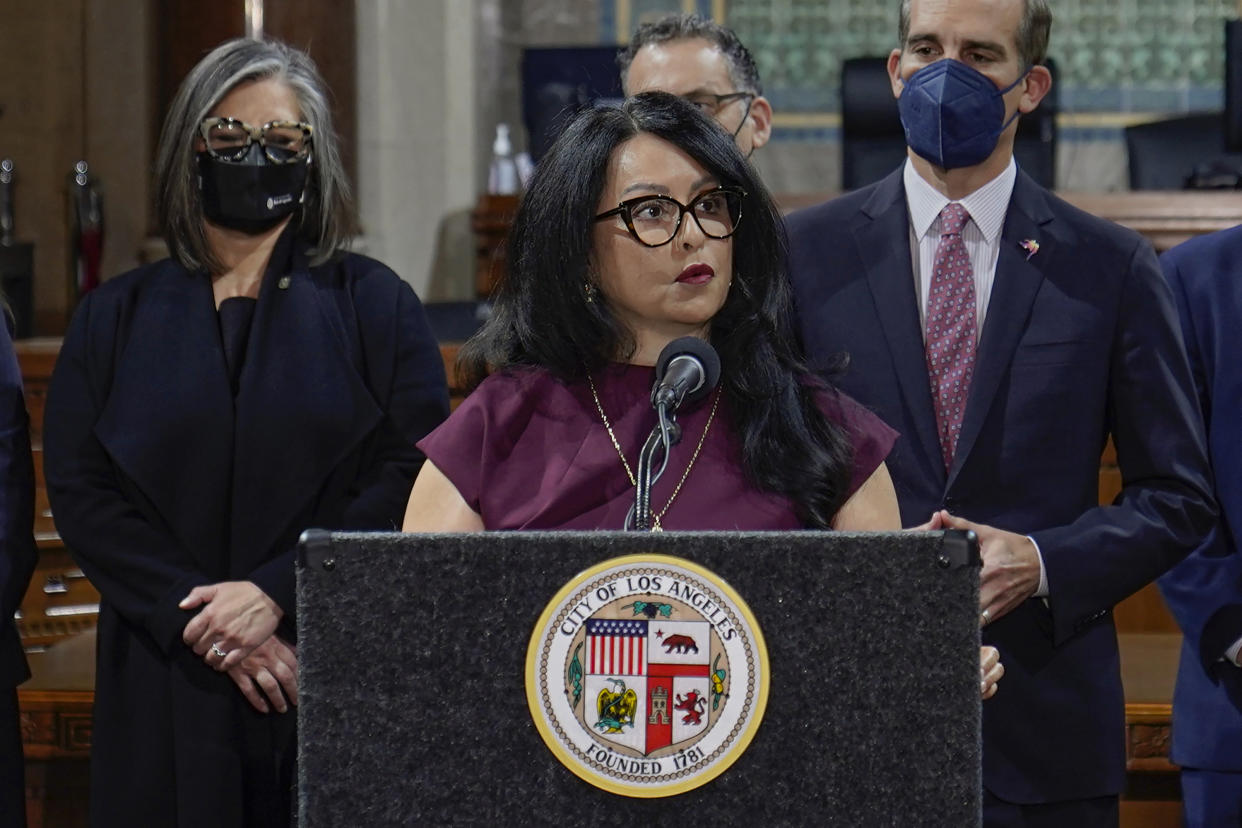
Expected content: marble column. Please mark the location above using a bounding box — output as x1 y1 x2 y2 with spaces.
355 0 479 297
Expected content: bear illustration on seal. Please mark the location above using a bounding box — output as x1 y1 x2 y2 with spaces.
661 633 698 654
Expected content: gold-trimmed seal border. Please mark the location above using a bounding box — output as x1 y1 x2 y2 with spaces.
524 553 770 798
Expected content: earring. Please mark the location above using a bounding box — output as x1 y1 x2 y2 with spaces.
584 282 598 303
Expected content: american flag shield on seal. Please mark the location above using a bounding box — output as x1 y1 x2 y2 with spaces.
582 619 710 755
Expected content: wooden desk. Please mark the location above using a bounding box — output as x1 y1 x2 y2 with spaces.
1122 633 1179 771
21 634 94 828
772 189 1242 252
1058 191 1242 252
471 194 519 299
473 191 1242 300
1119 633 1182 827
440 341 466 408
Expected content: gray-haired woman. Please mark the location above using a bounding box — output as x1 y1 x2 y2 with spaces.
43 38 449 826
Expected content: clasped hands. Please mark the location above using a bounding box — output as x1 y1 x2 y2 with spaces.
180 580 296 714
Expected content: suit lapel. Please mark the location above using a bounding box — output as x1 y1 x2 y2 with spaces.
95 263 235 571
854 172 946 483
229 244 382 571
948 172 1054 486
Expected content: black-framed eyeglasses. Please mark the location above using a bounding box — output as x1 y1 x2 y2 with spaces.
198 117 314 163
594 186 745 248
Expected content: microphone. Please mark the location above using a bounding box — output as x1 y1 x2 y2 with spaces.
628 337 719 531
650 337 721 411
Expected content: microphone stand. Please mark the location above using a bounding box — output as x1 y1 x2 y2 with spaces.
626 405 681 531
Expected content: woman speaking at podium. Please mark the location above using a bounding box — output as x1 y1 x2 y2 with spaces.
43 39 448 827
406 92 898 535
402 95 998 701
403 93 1000 699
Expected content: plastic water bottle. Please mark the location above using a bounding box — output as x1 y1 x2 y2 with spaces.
488 123 519 195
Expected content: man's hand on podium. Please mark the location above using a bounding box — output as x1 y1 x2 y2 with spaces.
906 513 1010 701
227 635 298 714
914 511 1040 626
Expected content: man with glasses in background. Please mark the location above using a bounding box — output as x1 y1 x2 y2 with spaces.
618 13 773 158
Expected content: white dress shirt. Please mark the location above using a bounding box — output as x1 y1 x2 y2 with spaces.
904 156 1017 338
902 157 1049 598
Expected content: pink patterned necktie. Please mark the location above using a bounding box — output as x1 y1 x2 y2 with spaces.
924 202 976 470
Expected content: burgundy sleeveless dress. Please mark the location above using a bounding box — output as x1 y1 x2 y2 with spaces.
418 363 897 530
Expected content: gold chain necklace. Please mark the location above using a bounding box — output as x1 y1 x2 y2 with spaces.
586 372 719 531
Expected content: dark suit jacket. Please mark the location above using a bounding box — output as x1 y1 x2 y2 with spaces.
0 312 35 827
43 237 449 827
786 167 1216 803
1158 227 1242 772
0 314 34 690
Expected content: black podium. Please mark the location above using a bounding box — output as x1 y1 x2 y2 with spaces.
297 530 981 826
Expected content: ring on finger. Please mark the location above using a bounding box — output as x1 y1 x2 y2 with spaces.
980 608 991 624
211 643 228 658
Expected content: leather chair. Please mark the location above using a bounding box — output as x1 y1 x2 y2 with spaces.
1124 113 1242 189
840 57 910 191
840 57 1058 190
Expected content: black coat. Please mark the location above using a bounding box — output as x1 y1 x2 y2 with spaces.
0 313 35 828
43 238 449 827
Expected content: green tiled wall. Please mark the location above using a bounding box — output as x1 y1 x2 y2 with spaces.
608 1 1237 116
599 0 1242 189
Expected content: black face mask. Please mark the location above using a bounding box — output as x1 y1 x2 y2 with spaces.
197 143 309 234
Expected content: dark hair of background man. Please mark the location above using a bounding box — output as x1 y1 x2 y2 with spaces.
618 13 764 95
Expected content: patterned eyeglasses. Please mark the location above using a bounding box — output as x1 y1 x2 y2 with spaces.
199 117 314 164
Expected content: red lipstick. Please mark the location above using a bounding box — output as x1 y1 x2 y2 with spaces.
677 264 715 285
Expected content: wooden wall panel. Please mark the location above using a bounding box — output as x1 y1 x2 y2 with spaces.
0 0 152 335
263 0 358 196
1116 584 1178 634
85 0 155 304
0 0 86 334
153 0 245 150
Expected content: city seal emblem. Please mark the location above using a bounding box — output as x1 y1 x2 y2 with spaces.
525 554 768 797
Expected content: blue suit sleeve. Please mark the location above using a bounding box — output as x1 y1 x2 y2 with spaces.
1157 245 1242 669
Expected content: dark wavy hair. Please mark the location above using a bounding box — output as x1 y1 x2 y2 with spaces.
460 92 852 528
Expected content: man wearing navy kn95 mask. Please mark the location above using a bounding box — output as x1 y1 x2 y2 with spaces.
786 0 1215 825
